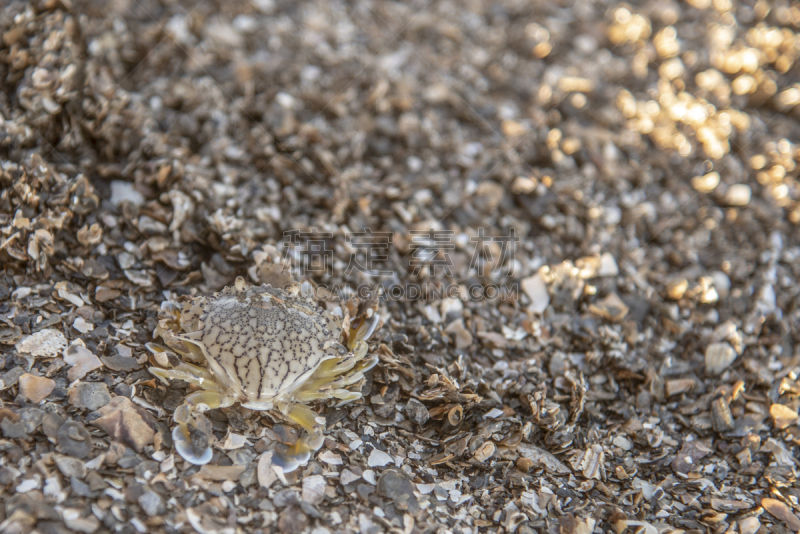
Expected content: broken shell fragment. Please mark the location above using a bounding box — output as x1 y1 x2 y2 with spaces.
448 405 464 426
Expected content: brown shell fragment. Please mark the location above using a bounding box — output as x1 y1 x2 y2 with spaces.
91 397 157 453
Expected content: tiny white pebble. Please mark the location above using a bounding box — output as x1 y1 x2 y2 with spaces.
318 450 343 465
16 478 40 493
362 470 377 485
340 469 361 485
416 483 435 495
367 449 393 468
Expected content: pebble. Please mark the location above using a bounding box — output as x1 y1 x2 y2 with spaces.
405 398 430 425
57 421 93 458
738 517 761 534
0 367 26 391
340 469 361 486
219 432 247 450
257 451 278 489
16 476 41 493
91 396 156 452
710 271 731 299
613 435 633 451
705 342 737 376
440 297 463 321
73 317 94 334
302 475 327 505
588 293 630 322
522 274 550 313
63 340 104 381
68 382 112 411
137 215 168 235
362 470 377 485
196 465 246 481
116 252 136 270
598 253 619 277
2 409 37 439
665 378 695 396
725 184 752 206
691 171 720 193
95 286 121 302
278 506 308 534
318 450 343 465
273 488 301 507
18 373 56 403
63 509 100 533
42 412 65 440
473 441 496 462
770 403 799 430
671 441 712 474
100 354 142 372
54 454 87 478
376 470 420 514
762 498 800 531
110 180 145 207
16 328 67 358
517 443 571 475
711 396 735 433
138 489 166 516
367 448 394 467
473 181 505 213
445 320 473 349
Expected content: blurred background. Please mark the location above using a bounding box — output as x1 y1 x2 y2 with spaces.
2 0 800 532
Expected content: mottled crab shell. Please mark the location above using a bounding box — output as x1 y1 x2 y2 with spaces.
176 282 348 406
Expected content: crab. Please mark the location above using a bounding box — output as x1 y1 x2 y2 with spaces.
146 276 380 472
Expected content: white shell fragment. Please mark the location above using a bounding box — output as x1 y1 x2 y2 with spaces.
219 432 247 450
705 342 737 376
318 450 343 465
522 274 550 313
63 339 104 381
302 475 327 505
73 317 95 334
367 448 394 467
17 328 67 358
257 451 279 489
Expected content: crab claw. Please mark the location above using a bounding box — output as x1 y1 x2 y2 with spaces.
271 445 310 473
348 312 380 350
172 422 213 465
270 428 323 473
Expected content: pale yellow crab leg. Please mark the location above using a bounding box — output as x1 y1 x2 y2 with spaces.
271 404 325 473
171 389 237 466
173 390 234 423
313 355 358 379
331 390 363 403
149 363 217 390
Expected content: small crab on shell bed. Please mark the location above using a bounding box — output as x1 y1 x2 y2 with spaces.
146 277 381 471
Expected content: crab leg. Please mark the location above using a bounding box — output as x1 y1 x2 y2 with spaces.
173 390 236 423
271 404 325 473
149 363 217 390
348 313 380 350
314 356 358 379
169 389 238 466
